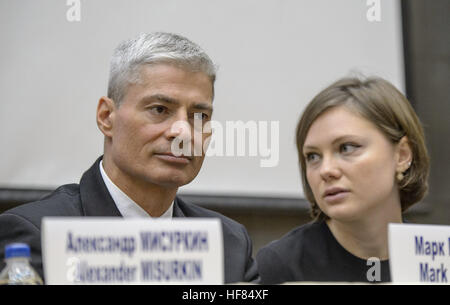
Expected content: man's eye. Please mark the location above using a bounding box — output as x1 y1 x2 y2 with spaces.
193 112 209 121
150 105 167 115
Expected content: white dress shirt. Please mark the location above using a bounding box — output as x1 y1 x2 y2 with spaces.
99 160 173 218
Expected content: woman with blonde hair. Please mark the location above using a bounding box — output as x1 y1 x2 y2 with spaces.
256 76 429 283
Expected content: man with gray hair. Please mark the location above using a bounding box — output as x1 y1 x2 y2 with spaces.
0 32 258 283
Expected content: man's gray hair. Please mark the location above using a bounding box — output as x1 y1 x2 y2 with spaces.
107 32 217 105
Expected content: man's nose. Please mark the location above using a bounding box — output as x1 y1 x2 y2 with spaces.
319 155 341 181
166 111 191 141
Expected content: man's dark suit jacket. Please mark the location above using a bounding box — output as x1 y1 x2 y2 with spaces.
0 157 258 283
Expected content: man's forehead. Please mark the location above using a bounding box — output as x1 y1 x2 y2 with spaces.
121 63 213 106
138 63 212 82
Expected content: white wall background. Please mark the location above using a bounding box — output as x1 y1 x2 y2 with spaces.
0 0 405 198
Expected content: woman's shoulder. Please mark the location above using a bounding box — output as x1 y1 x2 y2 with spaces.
255 221 328 284
257 221 326 259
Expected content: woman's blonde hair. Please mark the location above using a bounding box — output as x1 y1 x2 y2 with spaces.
296 77 430 220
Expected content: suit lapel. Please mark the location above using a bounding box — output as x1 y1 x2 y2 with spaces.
172 197 186 218
79 156 123 217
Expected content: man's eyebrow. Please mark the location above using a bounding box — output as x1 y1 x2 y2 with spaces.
141 94 213 112
141 94 179 105
192 103 213 113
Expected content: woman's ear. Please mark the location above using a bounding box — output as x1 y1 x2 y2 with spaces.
395 136 413 173
96 96 116 138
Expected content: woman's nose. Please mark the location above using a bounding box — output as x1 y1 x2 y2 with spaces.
319 155 341 181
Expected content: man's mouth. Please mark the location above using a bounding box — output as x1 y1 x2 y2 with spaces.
154 152 192 164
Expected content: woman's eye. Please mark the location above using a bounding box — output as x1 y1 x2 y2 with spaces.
305 153 320 163
340 143 360 154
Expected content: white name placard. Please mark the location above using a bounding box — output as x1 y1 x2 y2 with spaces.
41 217 224 285
388 223 450 284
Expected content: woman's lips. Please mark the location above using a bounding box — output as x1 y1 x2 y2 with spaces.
323 190 350 204
323 187 350 204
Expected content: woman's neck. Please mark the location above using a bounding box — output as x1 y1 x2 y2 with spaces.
326 202 402 261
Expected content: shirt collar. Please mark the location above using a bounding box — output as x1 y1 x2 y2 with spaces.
99 160 173 219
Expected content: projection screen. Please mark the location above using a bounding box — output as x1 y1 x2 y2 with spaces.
0 0 405 200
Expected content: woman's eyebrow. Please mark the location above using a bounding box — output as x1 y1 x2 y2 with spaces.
303 135 362 151
331 135 362 144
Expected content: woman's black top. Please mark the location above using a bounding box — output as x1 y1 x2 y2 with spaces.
256 221 391 284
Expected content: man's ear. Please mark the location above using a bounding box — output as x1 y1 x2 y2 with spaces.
395 136 413 173
96 96 116 138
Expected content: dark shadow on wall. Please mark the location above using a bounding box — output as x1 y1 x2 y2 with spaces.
401 0 450 225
